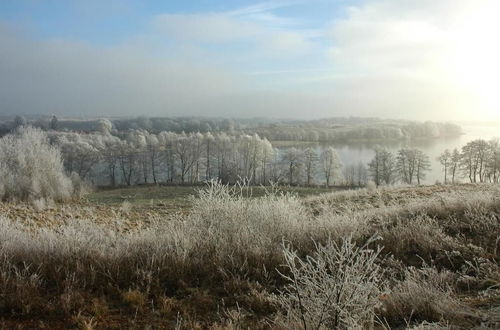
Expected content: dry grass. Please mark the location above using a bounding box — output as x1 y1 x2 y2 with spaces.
0 183 498 328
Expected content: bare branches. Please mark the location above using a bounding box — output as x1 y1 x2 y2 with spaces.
274 235 385 329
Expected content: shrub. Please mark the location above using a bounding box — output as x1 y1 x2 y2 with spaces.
274 235 386 329
0 126 73 202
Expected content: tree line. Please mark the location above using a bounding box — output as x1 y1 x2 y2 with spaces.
47 124 433 188
1 122 498 193
245 121 462 143
437 139 500 184
47 125 500 187
49 126 349 187
368 138 500 187
4 115 461 143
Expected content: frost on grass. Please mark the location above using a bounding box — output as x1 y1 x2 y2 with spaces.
0 183 498 328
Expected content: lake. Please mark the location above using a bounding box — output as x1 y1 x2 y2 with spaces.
274 124 500 184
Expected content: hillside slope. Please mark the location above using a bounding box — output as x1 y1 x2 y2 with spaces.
0 184 498 329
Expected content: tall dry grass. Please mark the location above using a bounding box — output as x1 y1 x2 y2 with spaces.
0 182 498 328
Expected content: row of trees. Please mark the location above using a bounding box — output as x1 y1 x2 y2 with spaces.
368 138 500 187
43 126 500 188
49 129 348 187
248 121 462 143
368 148 431 186
438 139 500 184
5 116 461 142
1 125 496 204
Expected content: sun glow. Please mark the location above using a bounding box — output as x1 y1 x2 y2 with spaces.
449 1 500 118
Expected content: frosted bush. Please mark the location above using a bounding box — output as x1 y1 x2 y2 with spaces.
189 181 309 257
0 126 73 202
274 235 386 329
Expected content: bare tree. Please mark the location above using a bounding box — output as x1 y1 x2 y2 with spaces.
450 148 461 184
438 149 452 183
204 132 215 180
368 148 396 186
173 134 198 183
102 139 120 186
117 142 137 186
303 148 318 186
356 161 368 186
320 146 342 187
260 139 274 184
486 139 500 183
145 133 161 184
415 149 431 184
461 139 489 183
396 148 417 184
282 148 304 185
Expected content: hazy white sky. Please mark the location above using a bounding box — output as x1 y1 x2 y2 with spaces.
0 0 499 120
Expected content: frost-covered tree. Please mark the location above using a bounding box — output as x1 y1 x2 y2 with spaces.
397 148 430 185
117 140 138 186
282 148 304 185
13 115 27 129
204 132 215 180
101 135 121 186
486 139 500 183
450 148 461 184
460 139 489 183
368 148 396 186
356 161 368 186
172 133 198 183
145 132 161 184
0 126 73 201
51 132 102 181
414 150 431 185
97 118 113 135
50 115 59 130
320 147 342 187
438 149 452 183
397 148 418 184
303 148 318 186
259 138 274 184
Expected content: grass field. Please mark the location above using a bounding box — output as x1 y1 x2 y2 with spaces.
1 183 498 329
87 184 344 208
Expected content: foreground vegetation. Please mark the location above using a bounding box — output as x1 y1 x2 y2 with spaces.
0 183 498 329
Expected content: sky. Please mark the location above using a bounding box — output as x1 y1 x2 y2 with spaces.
0 0 499 120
